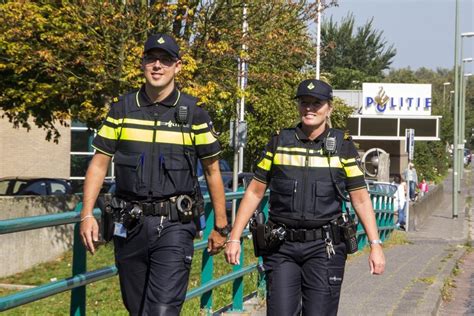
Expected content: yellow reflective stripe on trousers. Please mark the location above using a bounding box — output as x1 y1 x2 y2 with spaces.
273 153 342 168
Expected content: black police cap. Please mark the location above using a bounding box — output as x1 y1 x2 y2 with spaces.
144 33 180 59
295 79 333 101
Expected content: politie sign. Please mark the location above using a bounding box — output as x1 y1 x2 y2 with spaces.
362 83 432 116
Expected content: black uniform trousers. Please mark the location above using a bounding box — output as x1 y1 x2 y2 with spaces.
113 215 196 316
263 239 347 316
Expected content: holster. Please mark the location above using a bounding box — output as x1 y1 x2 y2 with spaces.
338 213 358 254
250 212 285 257
96 194 117 243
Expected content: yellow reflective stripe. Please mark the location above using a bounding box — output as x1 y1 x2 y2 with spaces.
123 118 155 126
274 153 342 168
345 165 364 177
267 151 274 157
277 147 324 155
195 131 217 145
340 158 356 164
193 122 208 130
120 127 154 142
257 157 272 171
97 125 120 140
106 117 121 125
155 130 193 145
119 128 193 145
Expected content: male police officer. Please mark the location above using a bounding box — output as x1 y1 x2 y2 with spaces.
226 79 385 315
80 33 229 315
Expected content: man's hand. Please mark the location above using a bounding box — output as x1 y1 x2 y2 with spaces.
80 217 100 255
207 230 227 255
369 244 385 275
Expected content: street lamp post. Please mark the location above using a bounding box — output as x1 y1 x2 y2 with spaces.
452 0 460 218
458 32 474 185
443 82 451 109
315 0 321 79
462 72 472 157
458 58 472 181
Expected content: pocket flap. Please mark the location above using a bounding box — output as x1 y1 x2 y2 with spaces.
162 156 188 170
316 181 335 196
269 178 295 195
113 151 141 167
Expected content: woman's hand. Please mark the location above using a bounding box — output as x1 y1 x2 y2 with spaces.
225 240 242 265
369 244 385 275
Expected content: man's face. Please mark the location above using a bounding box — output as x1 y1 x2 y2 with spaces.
297 95 332 129
142 49 181 90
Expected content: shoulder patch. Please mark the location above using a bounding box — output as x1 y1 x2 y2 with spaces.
344 130 352 140
209 121 220 138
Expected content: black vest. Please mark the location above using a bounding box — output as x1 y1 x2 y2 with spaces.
268 128 346 225
113 91 199 199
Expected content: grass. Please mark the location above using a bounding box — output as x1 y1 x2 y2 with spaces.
417 276 435 285
0 238 259 315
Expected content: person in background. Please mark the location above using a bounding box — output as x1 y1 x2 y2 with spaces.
418 178 429 198
403 162 418 201
393 174 407 231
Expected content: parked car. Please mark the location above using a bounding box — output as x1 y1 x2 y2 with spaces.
0 177 73 196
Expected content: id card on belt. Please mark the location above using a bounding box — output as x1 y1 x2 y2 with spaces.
113 222 127 238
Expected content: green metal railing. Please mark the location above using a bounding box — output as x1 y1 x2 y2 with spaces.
0 189 393 314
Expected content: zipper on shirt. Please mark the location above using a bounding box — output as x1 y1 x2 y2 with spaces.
148 113 159 197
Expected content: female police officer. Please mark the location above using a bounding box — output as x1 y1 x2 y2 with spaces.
225 79 385 315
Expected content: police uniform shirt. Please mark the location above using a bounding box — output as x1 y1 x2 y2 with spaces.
254 125 366 192
92 85 221 160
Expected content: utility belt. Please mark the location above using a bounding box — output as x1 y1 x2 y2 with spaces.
249 212 358 257
98 194 205 242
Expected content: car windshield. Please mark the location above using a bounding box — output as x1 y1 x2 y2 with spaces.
367 181 397 197
0 180 10 195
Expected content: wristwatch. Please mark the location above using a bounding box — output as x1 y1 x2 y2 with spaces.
214 224 232 237
369 239 383 245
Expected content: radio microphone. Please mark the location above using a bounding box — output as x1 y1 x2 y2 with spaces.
324 136 337 155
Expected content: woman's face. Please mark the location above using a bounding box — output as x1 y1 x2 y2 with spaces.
297 95 332 129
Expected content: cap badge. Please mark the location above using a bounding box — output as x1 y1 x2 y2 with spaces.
157 37 165 44
307 82 315 90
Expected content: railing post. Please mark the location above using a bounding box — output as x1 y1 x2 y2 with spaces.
70 203 86 316
200 202 215 314
231 188 245 312
231 249 244 311
257 195 270 301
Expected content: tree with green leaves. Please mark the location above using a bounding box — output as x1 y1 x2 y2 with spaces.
0 0 354 169
321 13 396 89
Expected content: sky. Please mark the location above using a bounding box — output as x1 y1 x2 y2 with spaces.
323 0 474 71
